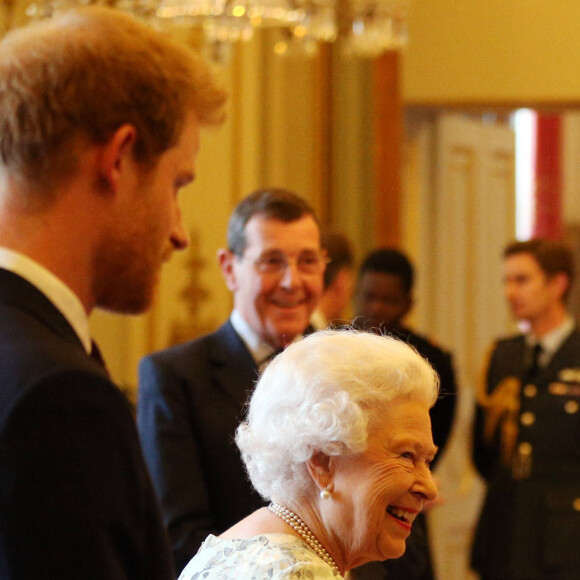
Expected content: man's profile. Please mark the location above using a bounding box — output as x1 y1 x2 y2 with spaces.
0 8 226 579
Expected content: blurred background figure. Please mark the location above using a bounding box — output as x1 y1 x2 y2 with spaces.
311 230 355 330
472 238 580 580
351 248 457 580
178 330 439 580
137 188 325 576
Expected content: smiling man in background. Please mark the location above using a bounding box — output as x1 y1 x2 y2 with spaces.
137 188 325 575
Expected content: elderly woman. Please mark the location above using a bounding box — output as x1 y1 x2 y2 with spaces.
178 329 439 579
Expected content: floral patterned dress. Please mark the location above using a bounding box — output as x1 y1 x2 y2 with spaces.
178 533 344 580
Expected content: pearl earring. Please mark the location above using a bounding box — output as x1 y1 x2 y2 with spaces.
320 486 332 500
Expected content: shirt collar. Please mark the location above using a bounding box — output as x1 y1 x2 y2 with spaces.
310 308 328 331
230 309 304 363
230 309 275 363
0 247 91 353
527 315 575 365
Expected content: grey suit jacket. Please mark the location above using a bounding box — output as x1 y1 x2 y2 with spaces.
137 320 266 575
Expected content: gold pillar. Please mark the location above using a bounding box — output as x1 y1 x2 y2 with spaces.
373 51 402 248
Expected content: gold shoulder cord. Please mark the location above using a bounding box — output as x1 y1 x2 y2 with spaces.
476 344 522 467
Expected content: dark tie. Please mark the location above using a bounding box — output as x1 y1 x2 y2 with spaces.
523 343 543 384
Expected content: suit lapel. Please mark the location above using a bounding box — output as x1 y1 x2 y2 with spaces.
0 268 86 353
209 320 260 410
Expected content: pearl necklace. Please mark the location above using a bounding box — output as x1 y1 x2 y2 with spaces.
268 502 339 574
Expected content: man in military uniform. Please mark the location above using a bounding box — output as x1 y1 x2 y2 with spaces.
472 238 580 580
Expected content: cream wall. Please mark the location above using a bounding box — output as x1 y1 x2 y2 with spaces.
403 0 580 105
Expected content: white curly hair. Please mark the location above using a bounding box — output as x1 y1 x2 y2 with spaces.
235 329 439 503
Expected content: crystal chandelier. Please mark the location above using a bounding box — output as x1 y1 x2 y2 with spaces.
24 0 409 60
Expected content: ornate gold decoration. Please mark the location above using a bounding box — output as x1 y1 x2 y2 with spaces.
477 349 522 468
168 229 217 348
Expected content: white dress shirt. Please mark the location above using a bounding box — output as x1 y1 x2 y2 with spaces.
229 309 276 364
526 315 575 368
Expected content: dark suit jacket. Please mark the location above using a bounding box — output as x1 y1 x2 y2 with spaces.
137 320 266 575
472 330 580 579
0 269 173 579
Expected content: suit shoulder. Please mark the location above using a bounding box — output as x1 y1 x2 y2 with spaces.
142 320 236 360
491 334 525 352
0 323 108 415
483 334 525 377
139 321 251 375
566 328 580 344
144 331 215 362
400 328 452 360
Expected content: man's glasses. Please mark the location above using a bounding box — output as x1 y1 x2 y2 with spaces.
247 251 329 276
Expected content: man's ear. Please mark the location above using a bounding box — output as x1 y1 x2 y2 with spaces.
218 248 239 292
550 272 570 301
331 268 347 293
306 451 334 492
97 124 138 193
402 293 414 319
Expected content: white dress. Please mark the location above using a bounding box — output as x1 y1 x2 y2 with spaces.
178 533 344 580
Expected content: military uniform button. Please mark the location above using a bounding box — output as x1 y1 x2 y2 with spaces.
520 412 535 426
564 400 579 414
518 441 532 455
573 498 580 512
523 384 538 398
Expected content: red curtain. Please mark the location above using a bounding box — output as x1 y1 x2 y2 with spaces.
533 114 562 239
